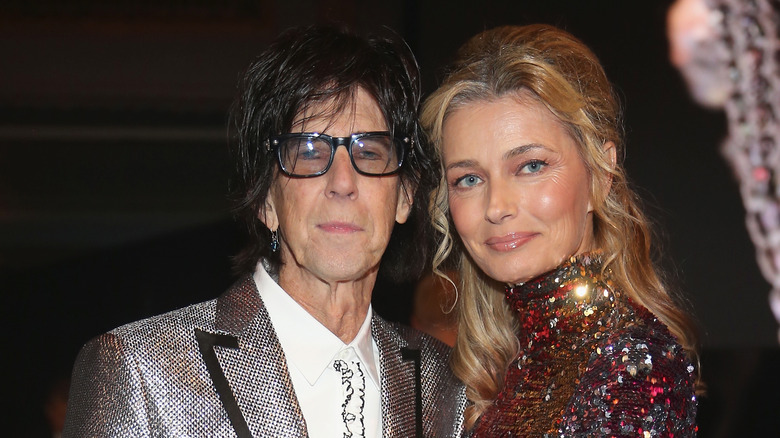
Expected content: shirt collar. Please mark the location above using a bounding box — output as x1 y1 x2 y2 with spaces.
253 263 380 389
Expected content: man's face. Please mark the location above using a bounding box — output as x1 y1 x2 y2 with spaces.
262 88 412 289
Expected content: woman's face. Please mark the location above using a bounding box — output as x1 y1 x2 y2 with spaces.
262 88 412 288
442 94 595 285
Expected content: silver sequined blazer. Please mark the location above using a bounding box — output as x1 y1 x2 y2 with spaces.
63 276 466 437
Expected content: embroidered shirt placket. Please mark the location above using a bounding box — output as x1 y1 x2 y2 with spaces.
333 348 366 438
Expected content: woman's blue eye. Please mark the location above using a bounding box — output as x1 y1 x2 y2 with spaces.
520 160 547 174
455 174 482 188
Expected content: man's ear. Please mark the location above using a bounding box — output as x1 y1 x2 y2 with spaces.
588 141 617 212
259 193 279 231
395 182 415 224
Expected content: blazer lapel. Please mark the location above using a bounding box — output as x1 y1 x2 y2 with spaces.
199 276 308 437
373 314 420 437
195 328 251 438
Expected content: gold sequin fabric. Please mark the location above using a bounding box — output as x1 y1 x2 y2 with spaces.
472 253 698 437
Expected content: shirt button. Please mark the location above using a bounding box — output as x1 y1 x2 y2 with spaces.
338 347 354 360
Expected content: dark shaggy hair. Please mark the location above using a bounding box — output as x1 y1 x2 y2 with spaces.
229 24 438 282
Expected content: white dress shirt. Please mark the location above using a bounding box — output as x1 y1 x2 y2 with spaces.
254 266 382 438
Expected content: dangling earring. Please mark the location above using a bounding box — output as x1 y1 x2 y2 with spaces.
270 230 280 253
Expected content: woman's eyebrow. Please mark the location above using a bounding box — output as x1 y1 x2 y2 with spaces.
445 144 547 172
445 159 480 172
504 143 545 160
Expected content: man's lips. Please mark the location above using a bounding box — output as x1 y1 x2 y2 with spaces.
317 221 364 233
484 233 537 251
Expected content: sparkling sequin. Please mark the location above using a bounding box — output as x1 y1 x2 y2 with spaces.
471 253 698 437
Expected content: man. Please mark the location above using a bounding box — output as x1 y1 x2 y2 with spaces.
63 25 465 437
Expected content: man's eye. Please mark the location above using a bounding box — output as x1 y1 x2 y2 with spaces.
295 140 327 160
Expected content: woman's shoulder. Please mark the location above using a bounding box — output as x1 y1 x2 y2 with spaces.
588 295 697 397
561 299 699 436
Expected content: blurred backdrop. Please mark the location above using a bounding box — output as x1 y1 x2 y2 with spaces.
1 1 778 436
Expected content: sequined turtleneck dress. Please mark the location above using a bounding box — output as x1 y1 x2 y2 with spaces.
472 253 698 437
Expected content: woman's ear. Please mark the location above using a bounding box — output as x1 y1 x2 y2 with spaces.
603 140 617 175
589 141 617 212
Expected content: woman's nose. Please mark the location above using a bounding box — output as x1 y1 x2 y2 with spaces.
485 181 517 224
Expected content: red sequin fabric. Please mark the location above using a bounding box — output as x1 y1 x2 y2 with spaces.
472 253 698 437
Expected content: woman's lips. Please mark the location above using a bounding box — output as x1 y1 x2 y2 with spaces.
317 222 363 233
485 233 537 251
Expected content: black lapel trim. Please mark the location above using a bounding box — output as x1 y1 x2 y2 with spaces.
195 328 253 438
401 347 423 438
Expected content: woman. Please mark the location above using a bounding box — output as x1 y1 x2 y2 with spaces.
422 24 700 436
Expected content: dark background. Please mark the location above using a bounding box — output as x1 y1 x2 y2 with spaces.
2 0 778 436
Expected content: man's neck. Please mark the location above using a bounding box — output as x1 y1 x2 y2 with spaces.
278 267 375 343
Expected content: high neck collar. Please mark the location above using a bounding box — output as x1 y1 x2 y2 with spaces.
505 252 618 348
506 252 606 301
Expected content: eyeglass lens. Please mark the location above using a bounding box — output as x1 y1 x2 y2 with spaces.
278 135 401 176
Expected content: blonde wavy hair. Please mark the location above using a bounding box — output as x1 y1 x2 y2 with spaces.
421 24 701 428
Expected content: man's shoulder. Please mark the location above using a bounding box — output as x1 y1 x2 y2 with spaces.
80 298 219 359
81 276 255 354
110 298 218 338
105 275 258 343
372 315 453 363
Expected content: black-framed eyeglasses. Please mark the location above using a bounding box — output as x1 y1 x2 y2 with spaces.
265 131 410 177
